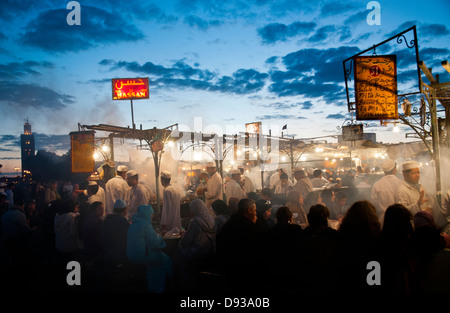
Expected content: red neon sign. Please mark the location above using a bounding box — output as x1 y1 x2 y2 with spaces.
112 78 149 100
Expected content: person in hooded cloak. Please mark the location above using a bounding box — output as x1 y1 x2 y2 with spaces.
126 204 173 293
177 199 216 289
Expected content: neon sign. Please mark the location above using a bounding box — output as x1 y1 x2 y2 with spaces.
112 78 149 100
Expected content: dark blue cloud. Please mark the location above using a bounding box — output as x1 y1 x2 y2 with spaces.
300 101 313 110
0 135 19 151
386 21 417 38
258 21 316 44
0 0 37 21
19 6 144 53
270 46 360 102
0 61 54 80
326 113 347 119
307 25 336 43
0 81 75 110
419 23 450 37
320 1 360 17
100 59 269 95
343 10 369 25
34 133 71 151
184 15 222 30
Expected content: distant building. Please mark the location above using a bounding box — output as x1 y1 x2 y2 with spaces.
21 119 35 183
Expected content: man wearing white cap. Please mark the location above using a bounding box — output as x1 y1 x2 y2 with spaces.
105 165 130 215
371 159 403 225
238 166 255 194
225 169 247 205
126 170 150 218
159 170 182 235
394 160 433 215
87 181 104 204
204 162 223 209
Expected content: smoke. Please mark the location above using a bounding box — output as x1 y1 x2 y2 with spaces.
126 144 187 199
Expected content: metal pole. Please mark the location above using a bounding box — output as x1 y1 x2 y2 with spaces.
109 133 114 163
430 87 442 205
130 99 135 130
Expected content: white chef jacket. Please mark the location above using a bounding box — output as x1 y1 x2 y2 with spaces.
160 185 182 232
105 175 130 214
126 183 150 217
205 172 223 208
394 180 433 216
371 174 403 223
225 179 247 205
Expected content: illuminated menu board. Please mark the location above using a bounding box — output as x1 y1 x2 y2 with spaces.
112 78 150 100
354 55 398 120
70 131 95 173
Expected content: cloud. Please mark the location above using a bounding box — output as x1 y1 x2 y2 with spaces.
326 113 348 120
255 114 307 120
0 135 19 151
343 10 369 26
0 61 54 80
0 0 37 21
419 23 450 37
259 102 298 110
101 59 269 95
184 15 222 30
0 81 75 110
299 101 314 110
268 46 360 103
307 25 336 43
320 1 360 17
34 133 71 152
19 6 144 53
258 21 316 44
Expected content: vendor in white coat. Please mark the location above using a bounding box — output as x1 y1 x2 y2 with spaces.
126 170 150 219
105 165 130 215
370 159 403 225
204 162 223 209
239 166 255 194
225 169 247 205
159 170 182 236
394 160 433 216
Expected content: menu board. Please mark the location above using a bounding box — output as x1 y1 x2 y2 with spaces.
354 55 398 120
342 124 364 141
70 131 95 173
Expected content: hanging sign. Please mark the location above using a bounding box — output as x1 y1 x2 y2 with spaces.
342 124 364 141
70 131 95 173
112 78 149 100
354 55 398 120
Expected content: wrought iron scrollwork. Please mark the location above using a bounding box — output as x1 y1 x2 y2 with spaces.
396 34 416 49
336 119 367 131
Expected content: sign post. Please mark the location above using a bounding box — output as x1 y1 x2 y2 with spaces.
112 78 150 130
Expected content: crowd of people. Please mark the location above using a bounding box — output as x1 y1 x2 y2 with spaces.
0 158 450 294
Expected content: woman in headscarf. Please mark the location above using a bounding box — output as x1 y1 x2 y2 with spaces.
126 204 173 293
177 199 217 289
286 190 308 227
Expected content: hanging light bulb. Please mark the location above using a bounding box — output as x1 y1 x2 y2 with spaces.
393 123 399 133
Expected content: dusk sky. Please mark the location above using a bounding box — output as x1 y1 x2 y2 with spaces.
1 0 449 174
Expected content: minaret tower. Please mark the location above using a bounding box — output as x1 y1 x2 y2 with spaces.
20 118 35 183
